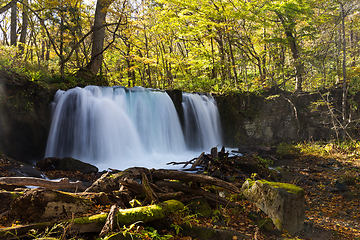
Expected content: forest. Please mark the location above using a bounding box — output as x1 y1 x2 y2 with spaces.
0 0 359 94
1 1 360 239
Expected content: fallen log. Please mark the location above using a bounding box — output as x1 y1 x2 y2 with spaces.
157 191 185 202
0 177 86 191
0 199 184 239
119 178 143 194
151 169 240 193
155 181 240 207
11 188 92 222
85 167 150 193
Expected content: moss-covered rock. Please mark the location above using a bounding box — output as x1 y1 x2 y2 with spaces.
241 179 305 234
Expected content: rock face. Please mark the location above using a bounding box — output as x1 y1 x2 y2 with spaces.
216 89 360 147
0 69 54 163
241 179 305 234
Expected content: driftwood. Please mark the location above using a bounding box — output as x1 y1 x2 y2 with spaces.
142 173 158 203
11 188 92 222
157 191 185 202
99 205 118 238
151 169 240 193
191 152 206 169
155 181 240 208
0 200 184 239
0 177 86 191
119 178 143 194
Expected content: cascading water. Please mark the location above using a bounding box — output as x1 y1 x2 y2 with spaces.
45 86 222 170
182 93 222 150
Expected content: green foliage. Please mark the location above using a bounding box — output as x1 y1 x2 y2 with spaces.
255 156 274 169
0 0 360 94
170 206 200 234
276 143 301 157
339 168 360 186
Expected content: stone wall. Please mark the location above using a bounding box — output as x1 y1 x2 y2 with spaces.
216 89 360 147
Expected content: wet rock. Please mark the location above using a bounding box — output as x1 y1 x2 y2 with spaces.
0 156 43 178
36 157 98 174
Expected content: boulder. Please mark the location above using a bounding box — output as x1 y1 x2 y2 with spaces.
36 157 98 174
0 156 43 178
241 179 305 234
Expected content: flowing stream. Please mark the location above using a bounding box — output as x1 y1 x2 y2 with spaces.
45 86 222 170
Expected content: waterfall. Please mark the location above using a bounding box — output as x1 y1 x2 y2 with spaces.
182 93 222 150
45 86 222 170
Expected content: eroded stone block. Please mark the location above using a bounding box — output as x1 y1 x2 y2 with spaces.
241 179 305 234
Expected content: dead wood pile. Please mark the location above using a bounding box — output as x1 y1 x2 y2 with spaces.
0 147 265 239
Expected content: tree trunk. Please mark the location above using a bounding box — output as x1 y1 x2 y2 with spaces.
340 3 347 124
18 0 28 54
227 33 238 86
87 0 114 75
276 12 304 92
10 0 17 46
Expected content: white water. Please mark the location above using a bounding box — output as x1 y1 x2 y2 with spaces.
45 86 222 170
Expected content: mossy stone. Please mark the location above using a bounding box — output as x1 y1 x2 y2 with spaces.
257 218 274 231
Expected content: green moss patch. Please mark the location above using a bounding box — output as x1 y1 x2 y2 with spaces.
246 179 304 195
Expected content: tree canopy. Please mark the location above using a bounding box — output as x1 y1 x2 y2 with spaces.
0 0 359 93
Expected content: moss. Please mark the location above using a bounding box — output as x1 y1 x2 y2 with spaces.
10 192 23 199
71 200 184 226
273 218 283 231
71 213 108 224
246 179 304 195
117 200 184 225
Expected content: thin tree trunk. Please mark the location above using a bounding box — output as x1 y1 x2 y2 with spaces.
18 0 28 54
10 0 17 46
340 3 347 124
227 33 238 86
144 28 152 88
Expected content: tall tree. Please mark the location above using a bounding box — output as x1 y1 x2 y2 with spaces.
86 0 115 75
